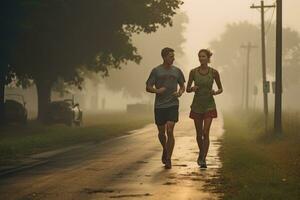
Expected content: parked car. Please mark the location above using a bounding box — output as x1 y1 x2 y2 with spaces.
46 97 82 126
4 94 28 124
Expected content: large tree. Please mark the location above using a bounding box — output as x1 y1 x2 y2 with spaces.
8 0 183 121
0 0 27 124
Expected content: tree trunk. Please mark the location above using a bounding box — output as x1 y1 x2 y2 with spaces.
0 74 5 126
36 79 52 123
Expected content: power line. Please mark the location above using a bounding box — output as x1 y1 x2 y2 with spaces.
265 3 276 37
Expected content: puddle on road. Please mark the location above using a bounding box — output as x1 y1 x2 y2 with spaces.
109 193 153 198
163 181 177 185
136 161 148 164
82 188 115 194
172 164 188 167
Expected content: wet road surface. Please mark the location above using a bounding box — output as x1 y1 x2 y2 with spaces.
0 113 224 200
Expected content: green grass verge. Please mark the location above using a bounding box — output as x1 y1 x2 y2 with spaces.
219 111 300 200
0 112 153 165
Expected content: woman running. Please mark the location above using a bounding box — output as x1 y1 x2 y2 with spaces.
186 49 223 168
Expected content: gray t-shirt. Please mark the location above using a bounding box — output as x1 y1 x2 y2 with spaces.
146 64 185 109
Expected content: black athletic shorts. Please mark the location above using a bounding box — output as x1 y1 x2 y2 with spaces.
154 105 179 126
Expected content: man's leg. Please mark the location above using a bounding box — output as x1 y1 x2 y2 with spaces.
155 107 168 164
193 118 204 165
164 121 175 169
157 124 167 164
203 117 213 162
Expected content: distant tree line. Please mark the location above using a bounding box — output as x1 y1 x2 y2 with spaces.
209 22 300 107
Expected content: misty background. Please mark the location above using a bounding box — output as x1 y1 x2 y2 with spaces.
5 0 300 119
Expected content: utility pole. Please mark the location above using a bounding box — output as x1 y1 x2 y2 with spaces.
251 1 275 132
241 42 257 111
274 0 282 135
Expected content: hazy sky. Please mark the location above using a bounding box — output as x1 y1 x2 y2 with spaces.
181 0 300 68
94 1 300 111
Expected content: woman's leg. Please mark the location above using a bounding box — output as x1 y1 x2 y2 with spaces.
194 118 204 163
203 117 213 161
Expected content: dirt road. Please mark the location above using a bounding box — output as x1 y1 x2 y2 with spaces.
0 113 224 200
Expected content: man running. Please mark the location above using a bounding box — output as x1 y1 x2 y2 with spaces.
146 47 186 169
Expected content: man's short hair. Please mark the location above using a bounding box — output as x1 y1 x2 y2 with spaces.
161 47 175 58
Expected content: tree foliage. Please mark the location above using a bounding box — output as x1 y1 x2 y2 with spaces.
103 12 188 97
5 0 183 121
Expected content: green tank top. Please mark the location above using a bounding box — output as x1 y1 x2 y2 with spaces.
190 67 216 113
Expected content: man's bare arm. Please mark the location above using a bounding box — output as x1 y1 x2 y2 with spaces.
173 83 185 97
146 84 166 94
178 83 186 96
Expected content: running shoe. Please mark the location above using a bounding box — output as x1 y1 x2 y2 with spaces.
200 160 207 168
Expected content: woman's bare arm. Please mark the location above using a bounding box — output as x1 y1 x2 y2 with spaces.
213 69 223 95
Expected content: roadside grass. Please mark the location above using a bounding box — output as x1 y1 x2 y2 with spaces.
219 111 300 200
0 112 153 165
